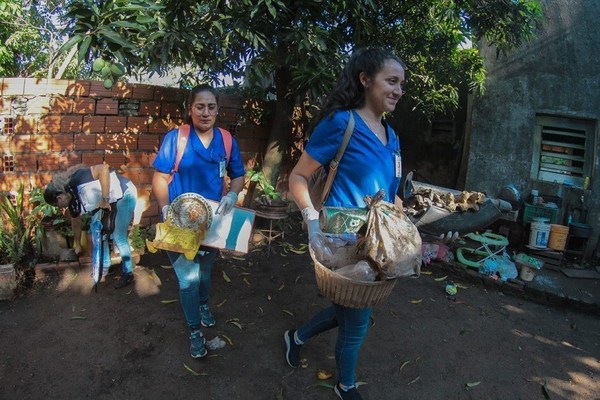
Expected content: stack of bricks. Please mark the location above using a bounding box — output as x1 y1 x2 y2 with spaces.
0 78 270 226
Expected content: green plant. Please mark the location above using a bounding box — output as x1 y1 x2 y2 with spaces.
246 167 281 205
128 225 148 253
30 187 73 239
0 184 40 268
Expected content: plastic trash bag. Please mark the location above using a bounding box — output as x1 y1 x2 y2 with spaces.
480 258 498 276
356 190 422 279
496 252 518 281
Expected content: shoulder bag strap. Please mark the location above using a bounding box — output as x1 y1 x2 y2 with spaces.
319 110 355 206
168 124 190 185
219 127 233 164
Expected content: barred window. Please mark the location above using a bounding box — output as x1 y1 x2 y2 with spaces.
1 117 14 135
531 114 596 186
3 154 14 172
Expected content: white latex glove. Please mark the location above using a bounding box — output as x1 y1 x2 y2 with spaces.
438 231 460 243
161 204 170 221
216 191 238 216
303 207 335 263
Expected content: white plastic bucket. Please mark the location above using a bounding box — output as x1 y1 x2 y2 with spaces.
519 264 536 281
0 264 17 300
529 221 551 248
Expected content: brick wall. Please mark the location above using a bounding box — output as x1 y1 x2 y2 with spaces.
0 78 271 226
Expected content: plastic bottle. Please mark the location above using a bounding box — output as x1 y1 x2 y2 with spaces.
530 189 539 205
583 176 590 190
335 260 376 282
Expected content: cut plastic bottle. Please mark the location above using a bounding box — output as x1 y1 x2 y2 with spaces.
335 260 376 282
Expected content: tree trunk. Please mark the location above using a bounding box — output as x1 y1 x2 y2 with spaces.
261 65 296 188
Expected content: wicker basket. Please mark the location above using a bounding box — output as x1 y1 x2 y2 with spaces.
311 247 397 308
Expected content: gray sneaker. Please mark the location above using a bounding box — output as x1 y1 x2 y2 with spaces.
199 304 216 327
189 330 207 358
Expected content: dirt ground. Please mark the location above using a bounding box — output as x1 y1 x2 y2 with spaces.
1 216 599 400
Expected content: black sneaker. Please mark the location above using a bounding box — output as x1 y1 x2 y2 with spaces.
114 272 134 289
284 330 301 368
189 330 207 358
334 383 363 400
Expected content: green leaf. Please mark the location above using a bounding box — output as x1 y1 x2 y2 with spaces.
98 28 137 50
57 34 84 56
109 21 145 30
307 381 335 389
77 35 92 63
135 15 156 24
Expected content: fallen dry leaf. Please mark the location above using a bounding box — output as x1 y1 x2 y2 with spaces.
216 299 227 307
183 363 207 376
317 370 333 380
227 320 243 330
222 270 231 283
221 334 233 346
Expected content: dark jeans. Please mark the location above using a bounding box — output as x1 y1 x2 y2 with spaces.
297 304 372 387
167 248 218 330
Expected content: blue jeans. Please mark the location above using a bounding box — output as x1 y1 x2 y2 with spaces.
95 181 137 273
167 248 218 330
297 303 372 387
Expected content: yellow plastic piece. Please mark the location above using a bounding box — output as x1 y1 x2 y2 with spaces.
146 220 207 260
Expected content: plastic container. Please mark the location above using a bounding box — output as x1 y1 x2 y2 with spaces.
529 220 551 248
522 203 559 224
548 224 569 251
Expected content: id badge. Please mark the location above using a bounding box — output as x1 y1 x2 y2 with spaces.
394 153 402 178
219 160 226 177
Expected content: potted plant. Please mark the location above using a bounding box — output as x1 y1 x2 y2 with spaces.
0 184 40 299
246 167 289 217
30 187 73 261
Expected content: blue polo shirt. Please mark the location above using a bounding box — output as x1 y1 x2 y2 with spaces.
153 126 245 202
306 110 401 208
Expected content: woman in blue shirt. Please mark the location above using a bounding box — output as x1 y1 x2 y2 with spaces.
286 48 405 400
152 84 245 359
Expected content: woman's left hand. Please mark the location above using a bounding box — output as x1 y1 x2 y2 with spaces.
216 191 238 216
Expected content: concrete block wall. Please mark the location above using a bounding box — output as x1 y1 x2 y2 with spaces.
0 78 270 226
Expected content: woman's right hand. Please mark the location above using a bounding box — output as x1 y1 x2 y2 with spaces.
303 207 336 263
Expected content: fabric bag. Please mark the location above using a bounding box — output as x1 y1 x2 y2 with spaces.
308 111 355 211
356 190 422 279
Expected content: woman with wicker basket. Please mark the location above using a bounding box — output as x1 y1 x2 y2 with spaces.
286 47 406 400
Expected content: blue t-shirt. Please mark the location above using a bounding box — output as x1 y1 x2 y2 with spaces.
306 110 401 208
153 126 245 202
